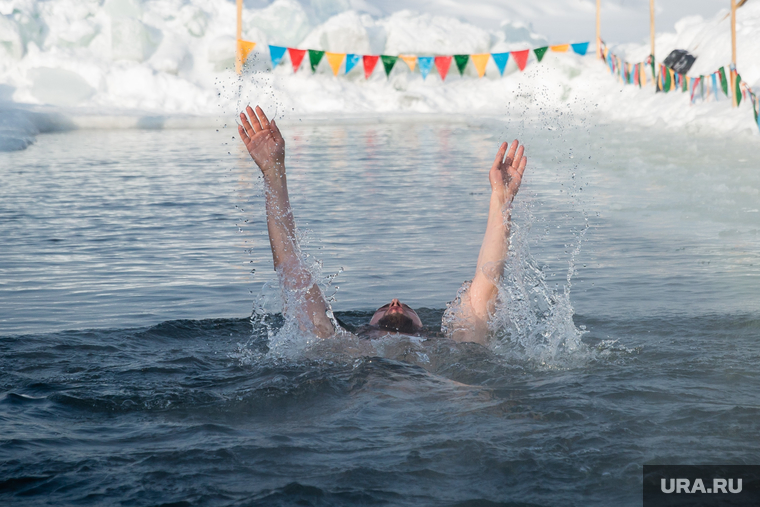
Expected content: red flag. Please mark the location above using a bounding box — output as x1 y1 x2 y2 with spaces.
434 56 452 80
288 48 306 72
690 77 701 103
511 50 529 71
363 55 379 79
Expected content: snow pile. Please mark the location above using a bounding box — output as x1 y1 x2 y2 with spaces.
1 0 759 151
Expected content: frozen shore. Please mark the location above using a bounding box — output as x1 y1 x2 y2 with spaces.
2 0 759 151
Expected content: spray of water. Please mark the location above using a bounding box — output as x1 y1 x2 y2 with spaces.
489 200 590 367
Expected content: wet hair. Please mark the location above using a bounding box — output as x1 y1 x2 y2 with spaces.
376 312 420 334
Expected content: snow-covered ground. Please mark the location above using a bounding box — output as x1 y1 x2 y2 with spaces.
1 0 759 151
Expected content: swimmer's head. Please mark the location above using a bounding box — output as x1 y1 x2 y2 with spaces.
369 298 423 334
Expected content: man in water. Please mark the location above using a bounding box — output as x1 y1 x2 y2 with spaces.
237 105 527 346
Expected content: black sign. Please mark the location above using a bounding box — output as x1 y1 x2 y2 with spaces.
644 465 760 506
662 49 697 75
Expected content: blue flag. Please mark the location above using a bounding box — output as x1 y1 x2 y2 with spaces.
571 42 589 56
491 52 509 76
345 54 361 74
712 73 720 101
417 56 433 79
269 45 287 68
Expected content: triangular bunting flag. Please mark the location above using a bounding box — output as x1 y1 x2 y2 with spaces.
363 55 379 79
237 40 257 68
511 49 529 71
718 67 728 96
381 55 398 77
534 46 549 62
571 42 589 56
712 73 720 101
309 50 325 72
470 54 489 78
550 44 569 52
435 56 452 80
418 56 434 80
735 72 743 106
288 48 306 72
699 75 705 101
399 55 417 72
325 52 345 76
345 54 361 74
269 45 287 68
662 66 668 91
491 52 509 75
454 54 469 76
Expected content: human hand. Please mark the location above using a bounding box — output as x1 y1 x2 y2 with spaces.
238 105 285 180
489 140 527 201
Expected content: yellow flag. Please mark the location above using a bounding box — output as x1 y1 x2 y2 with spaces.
470 53 489 78
550 44 569 52
399 55 417 72
236 40 257 73
325 52 346 76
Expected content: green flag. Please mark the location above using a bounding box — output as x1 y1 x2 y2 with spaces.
718 67 728 96
381 55 397 77
662 67 671 93
309 50 324 72
454 54 469 76
735 73 743 106
534 46 549 62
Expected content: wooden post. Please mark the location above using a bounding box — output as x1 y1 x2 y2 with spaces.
596 0 601 59
731 0 737 107
235 0 243 75
650 0 655 60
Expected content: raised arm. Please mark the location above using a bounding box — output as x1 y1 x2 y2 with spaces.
238 105 334 338
449 140 527 345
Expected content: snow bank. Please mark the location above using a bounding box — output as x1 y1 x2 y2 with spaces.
1 0 759 151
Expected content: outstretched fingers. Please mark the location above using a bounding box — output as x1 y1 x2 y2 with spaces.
247 105 262 133
240 107 257 139
493 142 508 167
238 124 249 143
255 105 271 130
504 140 518 167
518 156 527 176
511 145 524 170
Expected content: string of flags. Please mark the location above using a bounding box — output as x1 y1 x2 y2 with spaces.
600 41 760 132
236 39 590 79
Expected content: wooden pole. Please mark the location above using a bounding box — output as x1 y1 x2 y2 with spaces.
650 0 655 60
596 0 601 59
731 0 737 107
235 0 243 74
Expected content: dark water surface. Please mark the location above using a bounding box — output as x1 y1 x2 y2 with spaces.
1 122 760 506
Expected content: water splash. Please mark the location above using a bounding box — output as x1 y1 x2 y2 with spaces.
244 227 344 359
489 199 590 368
